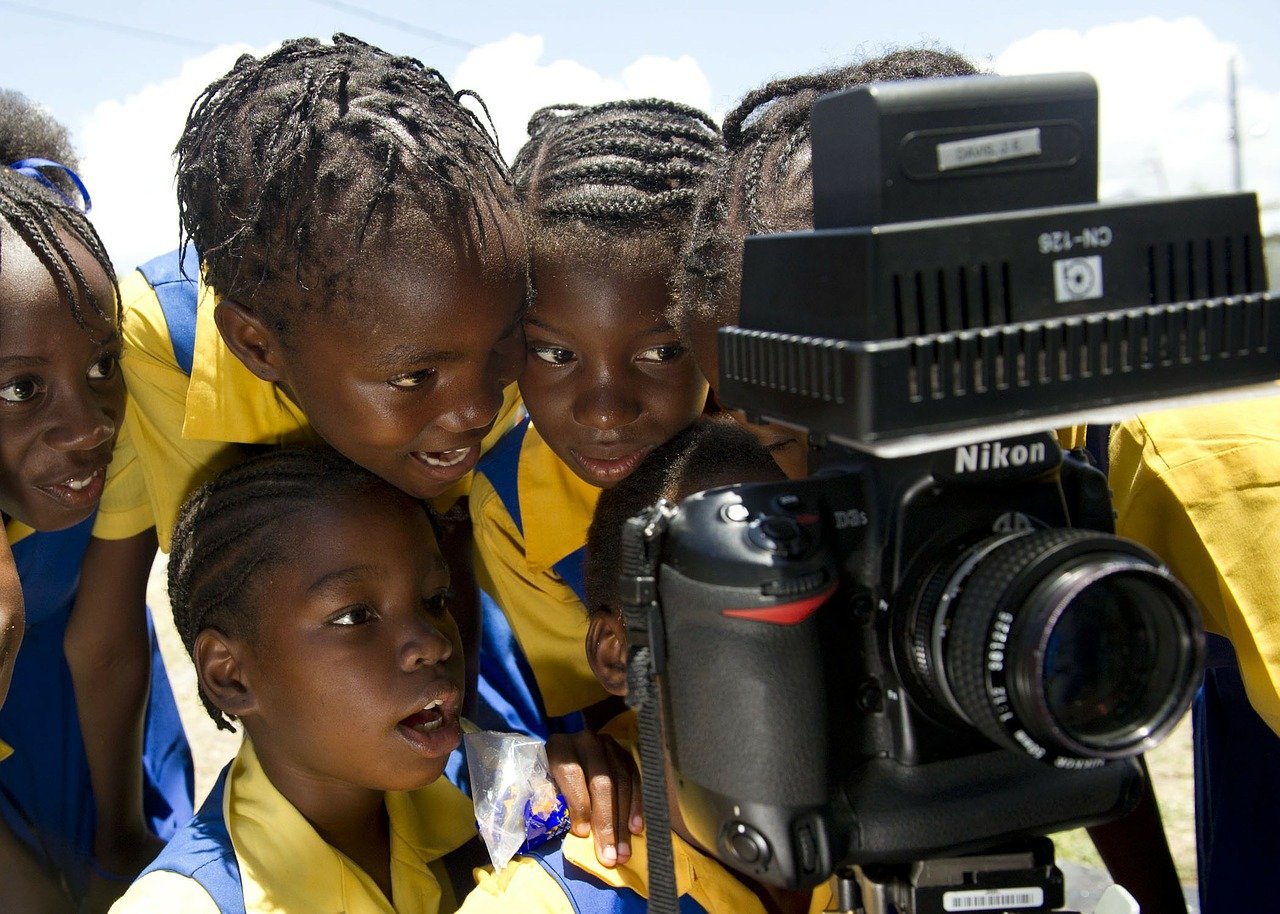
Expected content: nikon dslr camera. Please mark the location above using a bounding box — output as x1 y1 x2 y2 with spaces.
623 72 1279 902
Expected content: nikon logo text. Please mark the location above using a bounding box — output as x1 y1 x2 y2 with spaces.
954 440 1047 473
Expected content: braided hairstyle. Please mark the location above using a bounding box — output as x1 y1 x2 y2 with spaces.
168 446 415 730
1 90 118 335
512 98 722 268
175 33 521 332
584 414 783 615
674 48 979 347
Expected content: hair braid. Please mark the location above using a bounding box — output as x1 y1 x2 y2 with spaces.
174 33 519 328
513 97 722 262
1 99 119 336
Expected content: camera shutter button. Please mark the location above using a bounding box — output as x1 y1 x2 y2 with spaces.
748 515 805 555
720 821 771 867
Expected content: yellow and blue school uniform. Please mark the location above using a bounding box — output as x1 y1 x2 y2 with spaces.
97 248 521 550
1110 391 1280 914
1 515 193 899
468 417 610 736
110 738 478 914
460 714 836 914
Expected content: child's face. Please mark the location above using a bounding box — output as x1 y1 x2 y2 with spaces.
233 485 465 794
253 244 526 502
520 258 708 489
0 229 122 530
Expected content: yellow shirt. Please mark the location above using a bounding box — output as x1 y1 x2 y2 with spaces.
1110 390 1280 735
98 264 519 551
110 738 477 914
461 714 836 914
469 422 609 718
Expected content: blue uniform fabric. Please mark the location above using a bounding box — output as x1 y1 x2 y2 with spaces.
525 837 707 914
0 516 194 897
137 765 244 914
469 420 585 743
1193 633 1280 914
137 247 200 375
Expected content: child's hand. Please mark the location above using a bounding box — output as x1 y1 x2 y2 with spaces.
546 731 644 868
0 535 23 711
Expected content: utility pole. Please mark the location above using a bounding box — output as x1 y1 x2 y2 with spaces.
1228 55 1243 191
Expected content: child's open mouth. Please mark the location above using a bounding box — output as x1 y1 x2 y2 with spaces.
396 696 461 756
401 699 445 733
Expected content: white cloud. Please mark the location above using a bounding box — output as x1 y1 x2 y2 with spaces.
452 34 715 161
996 17 1280 233
76 43 268 273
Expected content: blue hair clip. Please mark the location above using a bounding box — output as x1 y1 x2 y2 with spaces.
7 157 92 213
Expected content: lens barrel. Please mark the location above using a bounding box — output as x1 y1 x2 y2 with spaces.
905 528 1203 765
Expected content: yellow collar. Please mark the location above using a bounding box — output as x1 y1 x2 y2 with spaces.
181 284 312 446
518 423 601 574
4 517 34 546
229 739 476 914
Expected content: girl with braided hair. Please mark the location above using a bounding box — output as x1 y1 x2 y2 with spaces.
112 447 481 912
0 89 193 913
673 48 980 479
465 98 719 866
91 35 528 723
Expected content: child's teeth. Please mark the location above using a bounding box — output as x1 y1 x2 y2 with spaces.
423 698 442 711
64 472 96 491
423 448 468 467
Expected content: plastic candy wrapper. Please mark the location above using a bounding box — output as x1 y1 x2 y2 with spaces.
464 730 570 871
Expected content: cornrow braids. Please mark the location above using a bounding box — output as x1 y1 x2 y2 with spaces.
512 98 722 261
674 47 979 343
0 172 119 334
174 33 520 329
168 446 404 730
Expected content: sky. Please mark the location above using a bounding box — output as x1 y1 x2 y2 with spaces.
1 0 1276 271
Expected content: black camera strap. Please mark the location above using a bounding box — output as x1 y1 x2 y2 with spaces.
620 504 680 914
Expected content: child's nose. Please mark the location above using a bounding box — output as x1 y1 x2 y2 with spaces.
434 374 505 436
572 383 641 431
44 391 116 452
399 617 454 670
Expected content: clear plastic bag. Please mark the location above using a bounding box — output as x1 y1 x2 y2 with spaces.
464 730 570 870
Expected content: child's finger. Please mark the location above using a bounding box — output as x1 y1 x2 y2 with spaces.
599 739 637 864
587 761 621 866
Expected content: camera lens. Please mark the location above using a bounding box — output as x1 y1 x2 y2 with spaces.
905 528 1203 764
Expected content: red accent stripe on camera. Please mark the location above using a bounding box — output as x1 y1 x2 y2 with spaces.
722 586 837 625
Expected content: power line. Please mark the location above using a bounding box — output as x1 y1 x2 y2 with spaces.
0 1 210 50
305 0 475 51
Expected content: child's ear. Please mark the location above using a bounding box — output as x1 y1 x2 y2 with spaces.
194 628 258 721
215 299 286 383
586 609 628 697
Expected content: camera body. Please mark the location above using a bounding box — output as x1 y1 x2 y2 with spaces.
640 433 1199 890
623 71 1280 894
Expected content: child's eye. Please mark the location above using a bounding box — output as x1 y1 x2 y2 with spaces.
530 346 576 366
88 354 119 381
0 377 40 403
637 343 687 363
422 589 455 618
331 604 378 626
388 368 435 389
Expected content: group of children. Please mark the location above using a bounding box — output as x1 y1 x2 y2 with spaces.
2 29 1268 914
